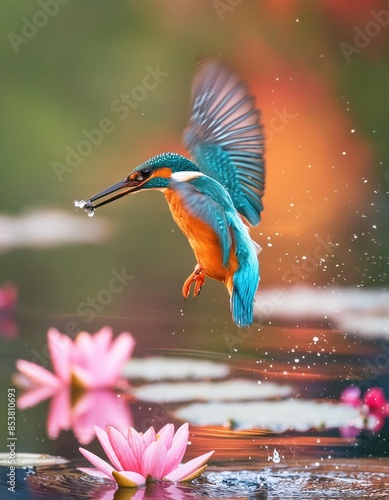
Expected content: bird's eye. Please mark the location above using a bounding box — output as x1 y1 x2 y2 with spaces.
135 168 151 182
140 168 151 178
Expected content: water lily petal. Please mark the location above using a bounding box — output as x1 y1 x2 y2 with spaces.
164 450 214 482
79 447 115 479
142 426 157 447
102 332 136 385
157 423 174 450
112 470 146 487
164 423 189 474
73 331 95 371
71 392 132 446
141 440 167 479
364 387 386 411
0 283 17 309
128 427 146 467
95 425 122 471
48 328 72 383
107 426 139 472
157 423 172 435
340 425 362 438
340 386 361 407
16 385 57 409
78 467 111 479
15 359 60 389
176 464 208 482
47 388 71 439
93 327 113 355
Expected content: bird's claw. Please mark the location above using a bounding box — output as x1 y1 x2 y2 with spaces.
182 266 205 299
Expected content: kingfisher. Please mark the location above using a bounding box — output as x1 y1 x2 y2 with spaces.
75 58 265 327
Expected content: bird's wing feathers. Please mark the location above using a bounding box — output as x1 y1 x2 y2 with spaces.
183 58 265 226
170 176 232 266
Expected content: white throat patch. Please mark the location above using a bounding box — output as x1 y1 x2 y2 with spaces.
171 171 203 182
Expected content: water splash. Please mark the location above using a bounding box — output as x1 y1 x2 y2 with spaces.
74 200 95 217
269 448 281 464
3 460 387 499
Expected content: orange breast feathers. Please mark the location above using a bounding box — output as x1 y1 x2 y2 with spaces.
164 188 238 283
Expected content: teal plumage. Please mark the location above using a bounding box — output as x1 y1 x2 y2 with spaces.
171 173 260 327
75 58 265 327
184 58 265 225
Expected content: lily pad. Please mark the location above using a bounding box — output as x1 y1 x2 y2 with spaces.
0 209 111 252
256 286 389 339
133 379 291 403
123 356 230 381
174 399 362 432
337 313 389 339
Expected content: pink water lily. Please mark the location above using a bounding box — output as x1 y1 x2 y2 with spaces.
0 282 18 338
18 386 133 445
79 423 214 487
340 385 389 435
16 327 135 390
0 282 18 310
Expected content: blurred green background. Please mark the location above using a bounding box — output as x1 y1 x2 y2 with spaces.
1 0 389 386
1 0 388 342
1 0 389 338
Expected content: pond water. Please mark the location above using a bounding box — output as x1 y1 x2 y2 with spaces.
3 0 389 497
1 459 388 499
0 211 388 499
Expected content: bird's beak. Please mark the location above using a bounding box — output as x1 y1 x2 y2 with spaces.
74 177 143 215
88 178 144 208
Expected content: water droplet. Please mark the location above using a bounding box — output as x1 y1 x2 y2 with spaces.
74 199 86 208
272 448 281 463
74 199 95 217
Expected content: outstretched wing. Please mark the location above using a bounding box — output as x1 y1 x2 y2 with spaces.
183 58 265 226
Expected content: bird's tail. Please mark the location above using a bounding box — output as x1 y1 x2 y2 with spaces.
227 270 256 328
226 236 260 328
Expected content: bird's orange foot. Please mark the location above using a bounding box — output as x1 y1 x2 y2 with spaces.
182 265 205 299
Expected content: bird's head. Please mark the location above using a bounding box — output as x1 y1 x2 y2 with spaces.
75 153 199 215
